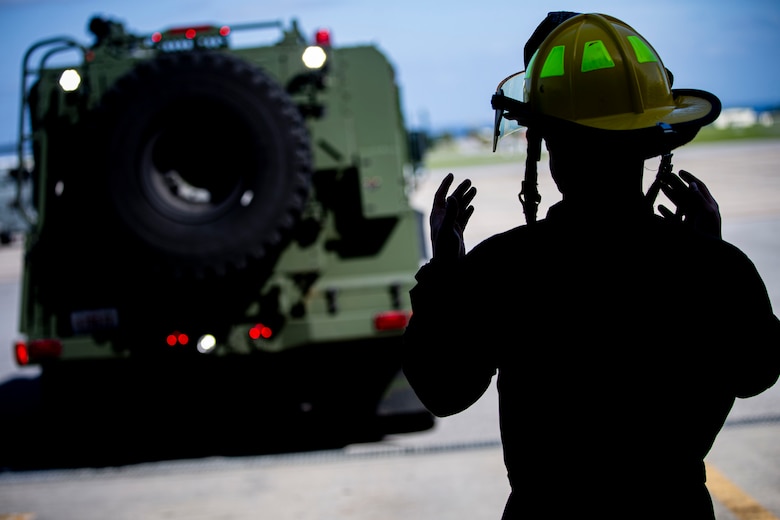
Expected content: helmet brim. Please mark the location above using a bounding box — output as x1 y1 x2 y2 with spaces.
492 86 722 156
575 89 721 131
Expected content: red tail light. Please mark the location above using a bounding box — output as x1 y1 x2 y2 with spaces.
14 338 63 365
14 341 28 365
249 323 273 340
374 310 411 331
166 331 189 346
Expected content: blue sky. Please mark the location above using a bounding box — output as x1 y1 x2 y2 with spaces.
0 0 779 148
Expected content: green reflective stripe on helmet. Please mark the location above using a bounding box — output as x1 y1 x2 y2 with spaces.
627 35 658 63
540 45 565 78
581 40 614 72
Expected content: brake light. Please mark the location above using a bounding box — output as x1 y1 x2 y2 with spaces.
249 323 273 340
166 331 189 346
374 310 411 331
14 339 63 365
14 341 28 365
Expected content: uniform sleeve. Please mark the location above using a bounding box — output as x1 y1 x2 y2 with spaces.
401 259 497 417
738 314 780 397
723 247 780 398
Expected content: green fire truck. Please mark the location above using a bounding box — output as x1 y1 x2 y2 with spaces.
10 16 432 461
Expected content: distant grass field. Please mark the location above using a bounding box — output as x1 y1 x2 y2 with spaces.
423 123 780 170
694 122 780 142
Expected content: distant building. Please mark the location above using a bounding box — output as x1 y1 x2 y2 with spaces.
714 107 774 129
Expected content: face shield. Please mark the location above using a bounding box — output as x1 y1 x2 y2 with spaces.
492 70 527 152
490 69 544 225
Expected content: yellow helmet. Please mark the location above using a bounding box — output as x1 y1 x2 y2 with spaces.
491 12 721 225
493 13 720 148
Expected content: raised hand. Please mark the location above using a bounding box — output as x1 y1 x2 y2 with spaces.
659 169 722 239
430 173 477 262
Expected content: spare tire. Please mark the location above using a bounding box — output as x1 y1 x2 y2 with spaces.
97 51 313 279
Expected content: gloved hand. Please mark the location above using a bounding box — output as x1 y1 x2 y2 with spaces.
659 169 722 239
430 173 477 262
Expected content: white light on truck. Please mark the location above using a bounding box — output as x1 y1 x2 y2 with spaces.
197 334 217 353
302 46 327 69
59 69 82 92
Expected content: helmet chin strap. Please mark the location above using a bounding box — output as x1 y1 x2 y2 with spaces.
520 127 542 225
645 122 677 206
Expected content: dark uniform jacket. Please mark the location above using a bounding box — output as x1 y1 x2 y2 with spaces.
402 196 780 519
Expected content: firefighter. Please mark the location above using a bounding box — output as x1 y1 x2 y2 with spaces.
402 12 780 519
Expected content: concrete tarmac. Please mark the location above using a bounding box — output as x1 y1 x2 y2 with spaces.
1 138 779 519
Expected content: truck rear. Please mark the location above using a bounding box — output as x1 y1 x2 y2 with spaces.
10 16 432 463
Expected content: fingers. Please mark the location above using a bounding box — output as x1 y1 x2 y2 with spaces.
675 170 719 212
445 189 477 230
461 184 477 209
657 169 722 238
443 194 460 226
433 173 455 210
462 204 475 228
659 170 687 201
658 204 678 221
451 178 473 200
435 175 476 220
660 169 713 209
680 170 716 203
454 182 477 229
678 169 702 185
659 180 685 207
